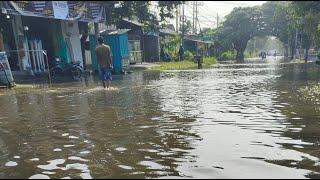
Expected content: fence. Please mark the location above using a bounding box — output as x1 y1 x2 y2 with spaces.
5 49 52 86
128 40 142 64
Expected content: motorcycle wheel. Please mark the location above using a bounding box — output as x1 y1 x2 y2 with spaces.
71 67 82 80
50 67 63 79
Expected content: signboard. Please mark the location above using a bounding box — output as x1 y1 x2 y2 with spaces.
2 1 106 23
52 1 68 20
0 52 14 86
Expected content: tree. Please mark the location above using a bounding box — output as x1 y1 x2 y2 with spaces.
179 20 192 35
220 7 265 62
109 1 183 32
291 1 320 61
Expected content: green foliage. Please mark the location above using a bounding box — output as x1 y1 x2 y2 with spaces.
151 61 196 70
216 7 265 62
150 57 216 71
317 51 320 60
298 83 320 105
161 34 180 61
184 50 193 61
290 1 320 48
244 51 255 58
110 1 183 32
203 56 217 66
179 20 192 34
219 51 236 61
157 1 184 22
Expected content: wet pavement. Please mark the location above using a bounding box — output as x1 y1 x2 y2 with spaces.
1 56 320 178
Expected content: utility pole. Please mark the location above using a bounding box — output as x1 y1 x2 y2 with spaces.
195 1 198 34
253 37 256 56
181 3 185 47
216 13 219 29
195 1 204 34
294 26 298 60
192 1 195 34
176 5 179 33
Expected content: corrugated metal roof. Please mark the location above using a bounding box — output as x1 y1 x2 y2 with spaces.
100 29 131 35
159 28 177 36
184 38 213 44
122 18 143 27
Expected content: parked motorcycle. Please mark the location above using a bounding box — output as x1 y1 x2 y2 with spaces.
49 57 83 80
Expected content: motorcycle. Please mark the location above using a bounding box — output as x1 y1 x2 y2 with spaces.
49 57 83 81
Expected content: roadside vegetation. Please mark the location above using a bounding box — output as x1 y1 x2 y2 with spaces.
298 83 320 105
149 56 217 71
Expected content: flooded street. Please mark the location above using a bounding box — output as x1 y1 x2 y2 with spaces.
1 57 320 179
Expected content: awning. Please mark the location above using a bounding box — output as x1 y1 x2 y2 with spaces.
184 37 213 44
121 18 143 27
159 28 177 36
100 29 131 35
1 1 106 23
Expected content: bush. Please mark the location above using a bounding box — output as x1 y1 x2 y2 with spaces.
184 50 194 61
244 51 255 58
219 51 235 61
203 56 217 66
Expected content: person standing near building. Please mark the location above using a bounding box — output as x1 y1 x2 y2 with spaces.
95 37 113 89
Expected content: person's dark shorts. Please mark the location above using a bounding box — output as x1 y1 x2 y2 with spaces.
99 67 112 81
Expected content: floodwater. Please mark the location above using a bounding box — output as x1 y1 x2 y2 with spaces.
1 56 320 179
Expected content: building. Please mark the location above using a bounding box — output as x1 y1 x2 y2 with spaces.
0 1 110 77
117 18 143 64
183 35 213 57
100 29 130 74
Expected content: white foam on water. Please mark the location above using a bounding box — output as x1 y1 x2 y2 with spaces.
64 163 92 178
118 165 134 170
62 133 69 137
115 147 127 152
29 174 50 179
37 159 65 171
69 136 79 139
64 145 75 148
80 173 92 179
30 158 40 161
68 156 89 162
42 171 56 175
138 161 167 170
79 151 90 154
5 161 17 167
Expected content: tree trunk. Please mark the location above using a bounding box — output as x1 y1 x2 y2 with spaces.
284 44 288 58
290 42 295 60
304 48 309 63
236 50 244 63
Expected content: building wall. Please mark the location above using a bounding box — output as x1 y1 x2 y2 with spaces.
143 35 160 62
60 21 83 67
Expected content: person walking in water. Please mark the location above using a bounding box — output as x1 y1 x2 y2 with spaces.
95 36 113 89
178 44 184 61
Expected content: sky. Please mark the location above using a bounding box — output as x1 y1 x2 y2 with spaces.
161 1 267 30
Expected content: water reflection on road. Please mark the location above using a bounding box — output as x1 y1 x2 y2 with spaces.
0 56 320 178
